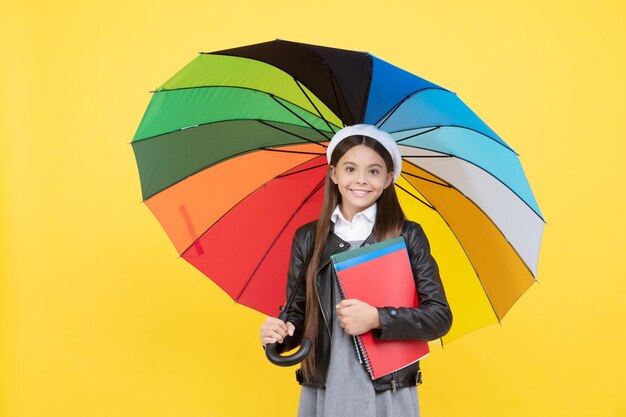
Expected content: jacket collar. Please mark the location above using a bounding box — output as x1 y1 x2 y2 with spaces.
317 226 377 273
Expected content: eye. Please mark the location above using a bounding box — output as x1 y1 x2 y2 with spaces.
345 166 355 173
369 169 379 175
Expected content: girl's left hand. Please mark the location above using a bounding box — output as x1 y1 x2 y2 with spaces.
336 299 381 336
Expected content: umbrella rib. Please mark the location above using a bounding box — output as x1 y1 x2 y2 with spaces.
262 148 326 156
133 117 333 146
257 120 328 150
401 155 451 159
234 178 326 303
395 125 517 156
293 79 339 134
395 127 440 143
376 99 403 129
178 155 325 257
328 71 347 126
376 87 444 130
275 162 328 178
393 182 435 210
292 42 350 126
400 170 451 188
357 53 374 124
269 94 333 141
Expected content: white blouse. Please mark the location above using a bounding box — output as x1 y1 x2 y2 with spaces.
330 204 376 242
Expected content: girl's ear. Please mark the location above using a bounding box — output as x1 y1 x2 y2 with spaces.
329 165 338 185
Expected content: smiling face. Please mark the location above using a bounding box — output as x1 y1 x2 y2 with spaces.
330 144 394 221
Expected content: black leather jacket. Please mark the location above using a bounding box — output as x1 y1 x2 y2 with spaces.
278 220 452 392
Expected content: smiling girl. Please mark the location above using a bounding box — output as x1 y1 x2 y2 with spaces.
260 124 452 417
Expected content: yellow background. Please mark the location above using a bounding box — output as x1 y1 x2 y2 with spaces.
2 0 625 416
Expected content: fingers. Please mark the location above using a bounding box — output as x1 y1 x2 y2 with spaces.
260 317 293 346
335 300 376 336
336 299 371 313
266 317 289 332
336 298 360 309
336 315 358 336
261 334 282 346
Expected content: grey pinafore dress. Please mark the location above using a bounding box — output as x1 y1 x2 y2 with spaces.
297 240 420 417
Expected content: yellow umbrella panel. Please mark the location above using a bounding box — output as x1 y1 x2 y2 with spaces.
396 154 540 343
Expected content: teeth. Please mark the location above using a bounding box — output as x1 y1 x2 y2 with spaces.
351 190 369 196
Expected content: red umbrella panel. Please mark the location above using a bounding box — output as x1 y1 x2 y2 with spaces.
145 145 327 315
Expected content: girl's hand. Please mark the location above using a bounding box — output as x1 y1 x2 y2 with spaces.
336 299 381 336
260 317 295 346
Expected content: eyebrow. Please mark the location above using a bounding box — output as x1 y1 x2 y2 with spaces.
341 161 384 168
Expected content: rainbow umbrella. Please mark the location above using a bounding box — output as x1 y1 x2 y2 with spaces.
132 40 544 342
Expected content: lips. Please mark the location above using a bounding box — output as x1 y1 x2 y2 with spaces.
349 189 371 197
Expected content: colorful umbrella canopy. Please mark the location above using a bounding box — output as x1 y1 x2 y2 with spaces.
132 40 544 343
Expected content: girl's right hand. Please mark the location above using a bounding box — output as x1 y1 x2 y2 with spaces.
260 317 295 347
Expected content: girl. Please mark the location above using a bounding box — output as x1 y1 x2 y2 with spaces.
260 124 452 417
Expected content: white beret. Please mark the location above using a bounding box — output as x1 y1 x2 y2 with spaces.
326 124 402 182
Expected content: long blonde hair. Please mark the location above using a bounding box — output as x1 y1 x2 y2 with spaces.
301 135 406 378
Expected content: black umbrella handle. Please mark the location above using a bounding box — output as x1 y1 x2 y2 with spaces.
264 310 311 367
265 337 312 367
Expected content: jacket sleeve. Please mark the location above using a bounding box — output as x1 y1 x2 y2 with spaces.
373 222 453 342
275 226 310 353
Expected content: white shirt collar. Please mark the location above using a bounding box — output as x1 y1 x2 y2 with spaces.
331 203 377 224
331 204 377 242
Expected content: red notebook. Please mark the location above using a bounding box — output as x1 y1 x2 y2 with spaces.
331 237 429 380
